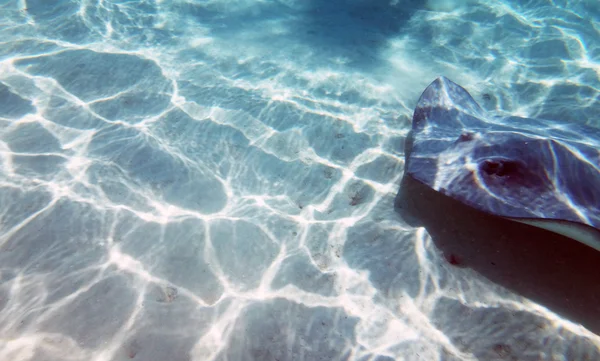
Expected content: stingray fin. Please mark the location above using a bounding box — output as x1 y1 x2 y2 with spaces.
511 218 600 252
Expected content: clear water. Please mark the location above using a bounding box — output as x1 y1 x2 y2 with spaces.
0 0 598 360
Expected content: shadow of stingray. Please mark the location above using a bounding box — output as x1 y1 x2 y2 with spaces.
295 0 422 68
394 174 600 335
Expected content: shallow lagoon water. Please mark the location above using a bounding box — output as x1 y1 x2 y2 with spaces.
0 1 599 360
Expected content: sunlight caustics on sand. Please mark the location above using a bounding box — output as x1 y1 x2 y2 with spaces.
0 1 599 360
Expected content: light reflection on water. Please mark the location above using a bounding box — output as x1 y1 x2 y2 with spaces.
0 0 598 360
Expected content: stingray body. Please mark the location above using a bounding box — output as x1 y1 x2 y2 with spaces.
405 77 600 251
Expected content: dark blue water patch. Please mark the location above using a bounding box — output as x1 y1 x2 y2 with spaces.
0 83 35 118
43 95 106 130
0 39 60 61
23 0 95 43
15 49 173 103
511 81 600 126
527 0 600 21
344 223 422 299
271 252 336 296
580 68 599 87
88 124 227 214
293 0 422 68
509 82 546 107
355 154 403 184
12 154 67 179
492 13 537 40
174 0 423 70
55 17 97 43
529 61 569 77
536 82 600 126
210 219 280 291
23 0 78 19
217 298 358 361
3 122 62 153
525 39 570 61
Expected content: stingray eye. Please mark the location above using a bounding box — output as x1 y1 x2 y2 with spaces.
481 159 520 177
482 160 500 175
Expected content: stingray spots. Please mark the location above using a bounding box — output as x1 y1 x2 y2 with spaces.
478 157 551 191
480 158 521 178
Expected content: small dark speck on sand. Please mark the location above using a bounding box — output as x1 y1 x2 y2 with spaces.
157 286 178 303
349 192 363 206
126 340 141 359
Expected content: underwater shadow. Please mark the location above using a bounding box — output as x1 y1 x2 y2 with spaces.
174 0 426 70
292 0 423 68
395 174 600 335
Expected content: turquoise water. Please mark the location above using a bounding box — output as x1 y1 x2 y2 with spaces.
0 1 599 360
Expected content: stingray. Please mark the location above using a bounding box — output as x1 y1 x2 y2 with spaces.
405 77 600 251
